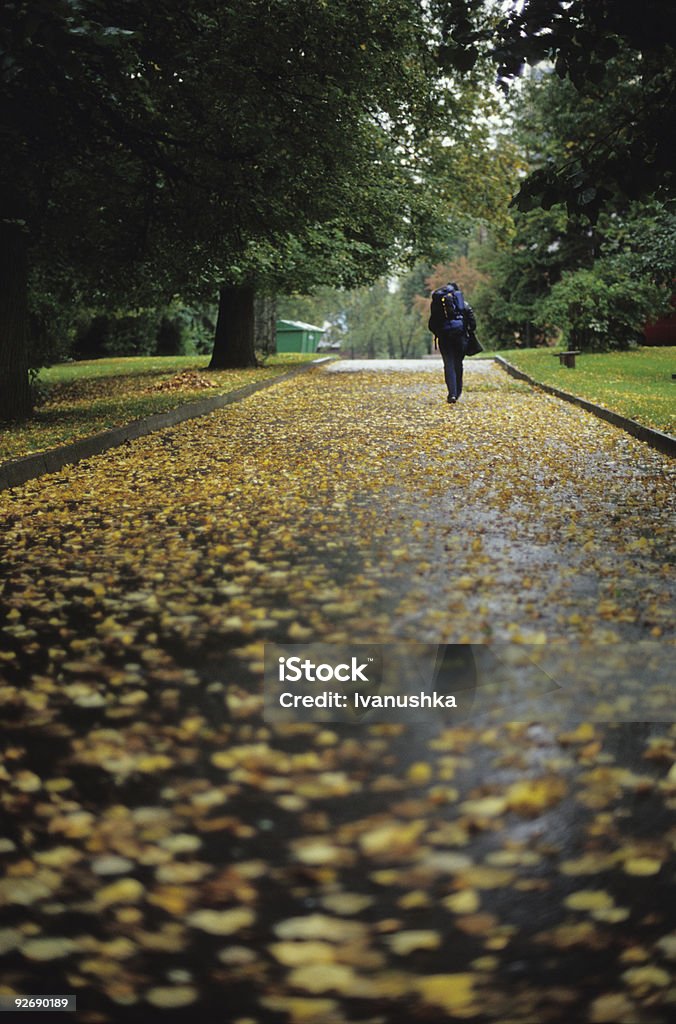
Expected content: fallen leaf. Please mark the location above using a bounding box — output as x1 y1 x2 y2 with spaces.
564 890 614 912
387 930 440 955
187 907 255 935
414 973 476 1012
95 878 144 907
145 986 198 1008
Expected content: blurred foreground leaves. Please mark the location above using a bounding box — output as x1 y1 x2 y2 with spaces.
0 363 674 1021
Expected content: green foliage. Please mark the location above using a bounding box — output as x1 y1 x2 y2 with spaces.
5 0 503 399
472 206 574 349
340 283 429 359
107 312 161 358
154 318 186 358
27 271 82 370
601 203 676 288
72 311 160 360
431 1 674 218
510 48 674 220
8 0 671 410
537 264 671 352
69 303 218 360
277 289 336 331
420 87 524 251
472 63 675 351
476 202 674 352
280 281 430 359
158 305 217 356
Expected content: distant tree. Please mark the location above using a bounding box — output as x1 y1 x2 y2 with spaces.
470 63 674 349
537 261 670 352
337 283 429 359
410 258 488 337
432 0 675 218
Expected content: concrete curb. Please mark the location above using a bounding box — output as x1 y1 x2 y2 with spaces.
0 357 334 493
494 355 676 458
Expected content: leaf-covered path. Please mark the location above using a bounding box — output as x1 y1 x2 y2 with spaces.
1 362 674 1023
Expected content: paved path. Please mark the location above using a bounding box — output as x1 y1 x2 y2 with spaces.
0 362 674 1023
326 357 492 372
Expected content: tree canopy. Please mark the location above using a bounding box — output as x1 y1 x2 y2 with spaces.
2 0 466 414
470 64 674 350
433 0 675 218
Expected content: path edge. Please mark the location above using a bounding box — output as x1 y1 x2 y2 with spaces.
494 355 676 457
0 357 334 493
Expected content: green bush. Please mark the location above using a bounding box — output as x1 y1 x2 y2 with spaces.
170 304 217 355
472 278 554 350
72 311 161 359
110 311 161 356
536 264 671 352
155 316 186 356
28 271 82 370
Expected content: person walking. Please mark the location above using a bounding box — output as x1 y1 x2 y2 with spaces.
428 282 478 404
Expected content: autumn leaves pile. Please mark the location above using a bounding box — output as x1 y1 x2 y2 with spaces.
0 363 674 1021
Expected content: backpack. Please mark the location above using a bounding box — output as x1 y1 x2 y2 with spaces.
428 284 466 339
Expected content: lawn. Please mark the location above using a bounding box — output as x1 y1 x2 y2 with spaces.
0 354 322 464
492 346 676 435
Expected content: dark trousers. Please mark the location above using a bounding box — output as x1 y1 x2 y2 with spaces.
438 332 466 399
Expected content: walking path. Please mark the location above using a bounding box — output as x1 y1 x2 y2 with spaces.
0 362 674 1022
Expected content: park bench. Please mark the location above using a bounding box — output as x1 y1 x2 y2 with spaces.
553 350 581 368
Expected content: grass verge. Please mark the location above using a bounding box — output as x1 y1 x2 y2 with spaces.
0 354 322 464
491 347 675 435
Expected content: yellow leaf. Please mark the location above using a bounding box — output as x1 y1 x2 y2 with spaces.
292 839 343 866
505 776 567 815
135 754 173 773
387 930 440 955
274 915 367 943
95 878 144 907
288 622 313 640
269 941 335 967
187 907 254 935
414 973 476 1012
20 937 76 960
460 796 507 818
443 889 480 914
622 965 671 989
564 890 614 912
359 820 425 857
259 996 340 1022
147 886 191 916
407 762 432 784
320 892 373 915
146 986 198 1008
288 963 359 995
623 857 661 877
589 993 639 1023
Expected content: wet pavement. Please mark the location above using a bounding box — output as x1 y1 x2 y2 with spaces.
0 361 674 1023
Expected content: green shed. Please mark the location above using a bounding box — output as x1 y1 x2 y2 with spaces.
275 319 325 354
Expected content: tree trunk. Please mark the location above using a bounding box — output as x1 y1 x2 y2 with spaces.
208 283 257 369
0 219 32 421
